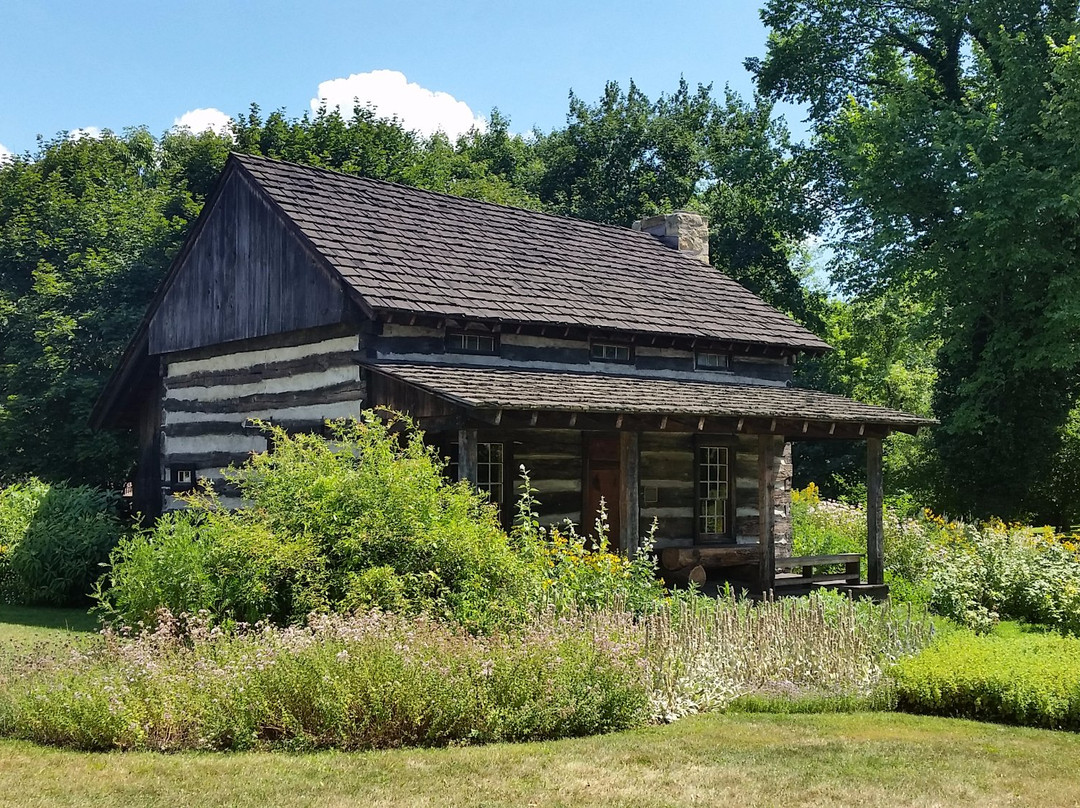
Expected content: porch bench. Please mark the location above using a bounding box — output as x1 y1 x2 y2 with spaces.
774 553 863 588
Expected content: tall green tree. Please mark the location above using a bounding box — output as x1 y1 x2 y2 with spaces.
0 128 231 486
752 0 1080 519
532 79 825 322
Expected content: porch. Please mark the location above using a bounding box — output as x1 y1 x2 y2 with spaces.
363 362 933 595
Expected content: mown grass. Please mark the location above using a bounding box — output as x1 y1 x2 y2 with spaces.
0 604 97 650
1 712 1079 807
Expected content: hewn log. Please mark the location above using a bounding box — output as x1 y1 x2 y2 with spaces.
661 563 707 588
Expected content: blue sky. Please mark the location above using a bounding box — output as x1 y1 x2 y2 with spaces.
0 1 792 157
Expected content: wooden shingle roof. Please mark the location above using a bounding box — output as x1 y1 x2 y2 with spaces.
363 362 935 434
233 154 830 352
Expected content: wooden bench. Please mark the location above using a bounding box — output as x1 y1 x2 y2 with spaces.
774 553 863 589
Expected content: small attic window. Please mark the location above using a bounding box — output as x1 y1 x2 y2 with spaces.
591 342 632 363
696 351 731 370
447 331 497 355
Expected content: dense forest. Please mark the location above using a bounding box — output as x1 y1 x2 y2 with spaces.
2 0 1080 525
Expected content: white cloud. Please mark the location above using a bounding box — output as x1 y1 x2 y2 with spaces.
173 107 233 136
0 142 11 163
68 126 103 141
312 69 485 140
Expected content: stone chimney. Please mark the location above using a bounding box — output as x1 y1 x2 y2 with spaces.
632 211 709 264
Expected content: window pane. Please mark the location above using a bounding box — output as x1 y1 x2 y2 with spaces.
592 343 630 362
476 442 504 505
697 446 729 537
697 352 730 369
448 332 495 354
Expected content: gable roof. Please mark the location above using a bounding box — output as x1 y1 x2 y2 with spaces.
231 153 830 352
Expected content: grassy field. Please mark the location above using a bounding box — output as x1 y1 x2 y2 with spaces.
0 603 97 650
1 712 1078 807
2 609 1080 807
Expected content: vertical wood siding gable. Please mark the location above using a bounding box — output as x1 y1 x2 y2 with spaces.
148 171 348 354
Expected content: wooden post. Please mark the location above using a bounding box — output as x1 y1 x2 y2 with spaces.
619 431 640 555
757 435 776 596
867 436 884 585
458 428 478 484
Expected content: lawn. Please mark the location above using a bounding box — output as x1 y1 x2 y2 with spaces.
0 603 97 650
3 608 1080 807
1 712 1079 807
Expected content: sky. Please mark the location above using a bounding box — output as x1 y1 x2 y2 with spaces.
0 1 794 159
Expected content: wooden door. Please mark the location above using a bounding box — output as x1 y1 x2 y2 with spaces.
584 435 622 551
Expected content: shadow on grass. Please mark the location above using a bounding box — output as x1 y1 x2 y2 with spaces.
0 604 98 633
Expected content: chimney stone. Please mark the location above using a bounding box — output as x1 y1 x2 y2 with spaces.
632 211 710 264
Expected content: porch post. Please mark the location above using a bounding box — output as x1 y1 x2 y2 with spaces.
866 436 885 585
757 435 776 595
619 431 640 555
458 428 478 484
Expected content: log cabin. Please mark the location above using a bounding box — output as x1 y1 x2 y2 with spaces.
90 153 933 595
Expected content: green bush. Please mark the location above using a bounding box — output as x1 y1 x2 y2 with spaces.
99 415 542 629
0 479 121 606
98 509 328 625
893 630 1080 729
0 609 649 751
792 484 1080 633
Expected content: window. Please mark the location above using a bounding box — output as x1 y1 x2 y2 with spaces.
170 466 196 493
696 446 730 539
447 331 497 354
476 442 504 507
591 342 632 362
446 441 505 509
696 351 731 370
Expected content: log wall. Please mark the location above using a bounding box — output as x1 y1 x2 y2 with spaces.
373 323 793 386
159 329 366 510
506 429 583 527
641 433 791 553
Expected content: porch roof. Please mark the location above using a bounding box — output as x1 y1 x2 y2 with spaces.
363 362 935 437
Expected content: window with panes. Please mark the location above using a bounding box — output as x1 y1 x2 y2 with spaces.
446 331 497 355
696 445 731 540
590 342 632 362
476 442 504 508
447 442 506 511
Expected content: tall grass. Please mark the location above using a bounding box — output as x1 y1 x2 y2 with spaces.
643 591 932 720
0 592 931 751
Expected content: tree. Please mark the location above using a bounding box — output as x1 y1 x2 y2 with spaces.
0 128 230 487
531 79 825 321
752 0 1080 519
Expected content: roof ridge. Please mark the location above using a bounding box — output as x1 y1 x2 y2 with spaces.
230 151 680 246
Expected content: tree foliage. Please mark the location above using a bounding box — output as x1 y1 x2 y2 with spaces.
752 0 1080 519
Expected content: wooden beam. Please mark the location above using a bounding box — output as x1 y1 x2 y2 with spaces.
458 428 478 484
620 431 640 556
867 436 884 586
758 435 776 596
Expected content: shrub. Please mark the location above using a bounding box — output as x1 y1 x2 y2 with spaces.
0 609 649 751
893 630 1080 729
0 479 121 606
792 484 1080 634
99 415 542 629
512 470 667 614
98 509 328 625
